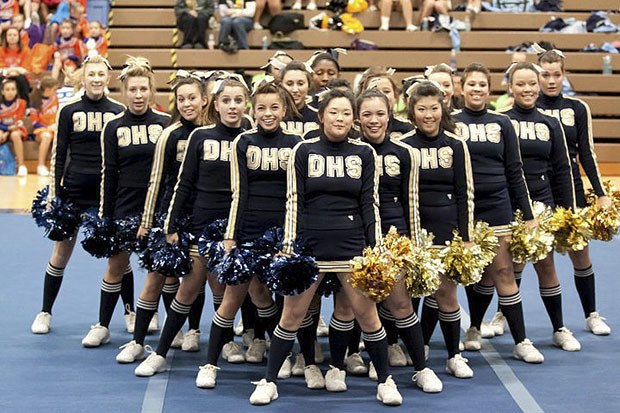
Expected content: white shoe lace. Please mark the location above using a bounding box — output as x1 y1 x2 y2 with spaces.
119 340 137 350
199 364 220 372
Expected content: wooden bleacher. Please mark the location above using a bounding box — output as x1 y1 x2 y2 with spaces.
107 0 620 174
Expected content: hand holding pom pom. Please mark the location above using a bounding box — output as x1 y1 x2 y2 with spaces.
266 244 319 296
546 207 592 254
509 203 554 264
349 245 398 302
31 186 80 241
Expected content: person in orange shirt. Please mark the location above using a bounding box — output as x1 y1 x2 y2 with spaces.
54 19 82 62
0 77 27 175
12 13 30 47
0 0 20 33
30 75 58 176
0 26 32 102
83 20 108 58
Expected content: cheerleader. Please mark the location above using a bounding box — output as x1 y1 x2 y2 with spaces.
280 60 320 136
195 79 302 389
81 56 170 347
537 48 612 335
249 89 402 406
115 70 209 363
452 63 544 363
358 87 445 389
400 81 475 378
134 77 251 377
498 61 581 351
30 55 124 334
0 77 27 175
308 49 342 91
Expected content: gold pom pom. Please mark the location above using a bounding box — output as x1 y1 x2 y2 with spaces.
400 229 443 297
349 245 398 303
584 180 620 241
546 206 592 254
509 202 555 264
443 221 499 285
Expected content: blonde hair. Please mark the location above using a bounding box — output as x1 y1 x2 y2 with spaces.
119 55 156 103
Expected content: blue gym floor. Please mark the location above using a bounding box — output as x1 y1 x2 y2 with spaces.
1 213 619 412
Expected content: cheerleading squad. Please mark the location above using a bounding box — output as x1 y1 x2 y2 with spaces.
29 47 613 407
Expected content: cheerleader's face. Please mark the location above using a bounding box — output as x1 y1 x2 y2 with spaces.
254 93 285 132
372 77 397 108
413 96 442 137
428 72 454 107
176 83 207 124
83 62 110 100
215 86 246 128
312 59 339 89
1 81 18 102
462 71 489 111
539 62 564 97
510 69 539 109
320 97 354 142
282 70 309 109
359 97 389 143
5 28 19 46
125 76 151 115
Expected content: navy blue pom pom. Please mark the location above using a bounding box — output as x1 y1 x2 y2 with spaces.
81 210 116 258
31 186 80 241
266 253 319 296
197 218 228 271
317 273 341 297
243 227 284 284
213 247 255 285
138 228 193 277
114 215 144 253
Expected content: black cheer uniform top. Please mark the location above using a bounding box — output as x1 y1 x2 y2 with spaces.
282 103 320 137
388 114 415 139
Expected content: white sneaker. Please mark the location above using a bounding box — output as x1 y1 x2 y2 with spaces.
586 312 611 335
325 365 347 392
249 379 278 405
379 23 389 31
306 1 317 10
36 164 49 177
412 367 443 393
222 341 245 363
553 327 581 352
242 329 255 347
116 340 145 363
253 22 263 30
304 364 325 389
171 330 184 348
489 311 507 336
377 375 403 406
359 340 365 352
317 316 329 337
513 339 544 363
368 361 377 381
459 340 465 351
82 323 110 347
344 353 368 375
135 351 167 376
292 353 305 376
388 343 407 366
464 327 482 351
234 318 244 336
31 312 51 334
125 311 136 334
245 338 267 363
182 329 200 352
446 354 473 378
480 321 495 338
291 1 301 10
424 344 430 361
277 354 292 379
17 165 28 176
196 364 219 388
148 312 159 333
315 340 325 363
406 24 418 32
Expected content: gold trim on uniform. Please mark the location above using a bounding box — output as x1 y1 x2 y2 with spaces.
317 260 353 273
189 244 200 258
448 130 476 240
491 224 512 237
392 138 421 245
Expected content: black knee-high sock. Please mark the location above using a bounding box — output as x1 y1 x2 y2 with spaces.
206 313 234 365
298 312 317 365
395 312 425 371
347 320 361 354
134 298 158 345
212 293 223 312
439 309 461 359
99 280 122 327
161 280 179 315
499 292 526 344
42 262 65 314
466 283 494 329
574 266 596 317
421 297 439 345
121 265 134 314
156 299 191 357
540 284 564 331
255 302 279 340
329 316 354 369
411 297 421 314
188 284 205 331
363 327 390 384
311 300 321 334
240 294 257 331
378 304 399 345
514 271 523 289
266 325 297 382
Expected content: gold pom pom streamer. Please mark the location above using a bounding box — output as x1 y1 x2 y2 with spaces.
546 206 592 254
509 202 555 264
349 245 398 302
393 229 443 298
584 180 620 241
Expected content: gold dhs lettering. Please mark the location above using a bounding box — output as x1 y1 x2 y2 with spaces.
246 146 292 171
455 122 501 143
72 112 117 132
118 125 164 147
308 154 362 179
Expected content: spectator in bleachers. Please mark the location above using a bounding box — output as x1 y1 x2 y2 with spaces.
291 0 317 11
44 0 86 45
379 0 418 32
0 26 32 101
54 18 83 62
419 0 452 28
0 77 27 175
218 0 256 52
0 0 20 33
175 0 215 49
69 0 87 39
464 0 481 15
252 0 281 30
12 13 30 47
51 53 79 106
29 74 58 176
83 20 108 58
